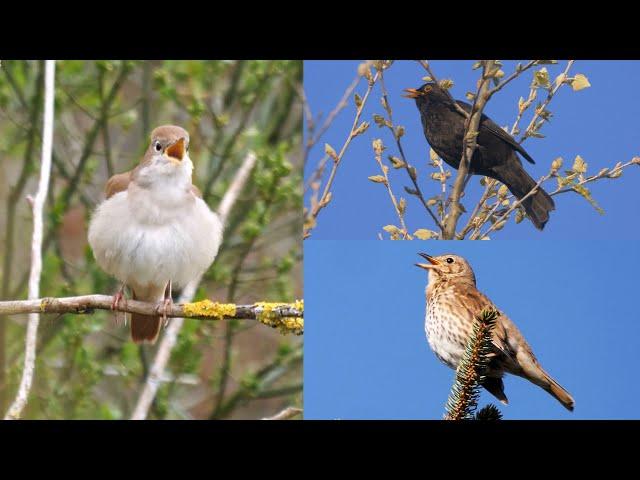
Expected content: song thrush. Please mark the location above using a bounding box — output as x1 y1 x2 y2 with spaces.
404 82 555 230
415 252 574 411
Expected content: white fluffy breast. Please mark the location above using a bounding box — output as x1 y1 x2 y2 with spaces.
88 186 223 289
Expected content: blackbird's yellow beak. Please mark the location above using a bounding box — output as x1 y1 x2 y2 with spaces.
415 252 439 270
402 88 423 99
166 138 186 164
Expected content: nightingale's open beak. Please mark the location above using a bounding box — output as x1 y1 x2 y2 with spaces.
402 88 422 99
166 138 186 163
415 252 439 270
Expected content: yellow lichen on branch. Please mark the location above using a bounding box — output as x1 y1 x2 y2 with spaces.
255 300 304 335
0 295 304 336
183 300 236 320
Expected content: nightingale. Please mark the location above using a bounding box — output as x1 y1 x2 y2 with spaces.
88 125 223 343
416 253 574 411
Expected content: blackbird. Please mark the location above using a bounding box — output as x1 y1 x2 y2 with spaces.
404 82 555 230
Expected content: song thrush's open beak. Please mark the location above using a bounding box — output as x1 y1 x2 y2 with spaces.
166 138 186 164
402 88 422 99
415 252 440 270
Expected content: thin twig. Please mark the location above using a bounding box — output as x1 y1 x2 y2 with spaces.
262 406 302 420
488 60 537 97
463 60 576 238
551 157 640 196
5 60 56 420
0 61 44 411
520 60 575 143
304 68 379 239
378 67 442 231
477 175 550 239
303 74 361 166
442 61 496 239
0 295 303 325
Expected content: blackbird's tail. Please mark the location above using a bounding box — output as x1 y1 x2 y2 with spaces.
492 159 555 230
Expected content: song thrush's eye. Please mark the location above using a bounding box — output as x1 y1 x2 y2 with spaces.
154 141 162 152
446 258 454 264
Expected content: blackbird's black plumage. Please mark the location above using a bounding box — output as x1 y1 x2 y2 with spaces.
405 82 555 230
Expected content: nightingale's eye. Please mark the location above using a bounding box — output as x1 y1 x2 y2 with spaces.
154 141 162 152
446 257 454 264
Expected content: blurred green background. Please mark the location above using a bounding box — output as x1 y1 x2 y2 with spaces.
0 60 302 419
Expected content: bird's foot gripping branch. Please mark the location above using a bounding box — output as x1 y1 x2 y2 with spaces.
0 295 304 336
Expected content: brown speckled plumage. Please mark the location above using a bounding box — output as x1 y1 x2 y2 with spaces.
418 253 574 411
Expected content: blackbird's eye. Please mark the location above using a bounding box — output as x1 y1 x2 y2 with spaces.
446 257 454 264
154 141 162 152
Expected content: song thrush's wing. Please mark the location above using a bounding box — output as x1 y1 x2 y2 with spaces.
451 285 523 367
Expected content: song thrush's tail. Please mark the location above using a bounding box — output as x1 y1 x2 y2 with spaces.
521 362 575 411
492 158 555 230
540 371 575 412
130 285 166 344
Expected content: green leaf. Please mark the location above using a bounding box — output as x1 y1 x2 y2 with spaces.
439 79 454 90
413 229 437 240
388 155 406 169
532 67 550 88
353 121 369 136
573 184 604 214
373 114 386 127
398 198 407 215
572 155 587 174
324 143 338 160
571 74 591 91
368 175 387 184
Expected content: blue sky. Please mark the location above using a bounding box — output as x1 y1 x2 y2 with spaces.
304 240 640 419
304 60 640 240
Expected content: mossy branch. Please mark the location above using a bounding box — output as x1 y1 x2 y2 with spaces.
444 307 501 420
0 295 304 336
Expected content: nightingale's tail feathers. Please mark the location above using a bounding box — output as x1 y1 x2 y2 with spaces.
130 288 164 344
492 161 555 230
130 312 162 344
